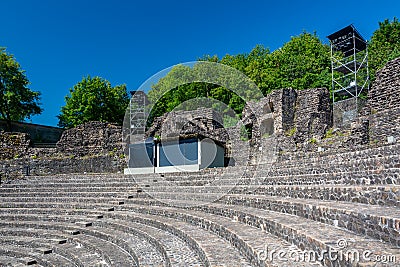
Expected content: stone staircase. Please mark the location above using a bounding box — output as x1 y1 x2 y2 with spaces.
0 143 399 266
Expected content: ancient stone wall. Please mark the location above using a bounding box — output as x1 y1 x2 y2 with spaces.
2 57 400 175
368 108 400 145
242 88 297 139
0 119 64 144
56 121 123 156
0 132 31 160
1 155 122 178
294 88 332 143
364 57 400 145
368 57 400 112
145 107 227 142
0 122 126 178
242 87 332 154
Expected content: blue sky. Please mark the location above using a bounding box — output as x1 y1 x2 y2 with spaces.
1 0 399 127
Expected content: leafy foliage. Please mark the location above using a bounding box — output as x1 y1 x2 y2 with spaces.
147 62 254 125
369 17 400 78
147 20 400 125
147 32 331 123
58 76 129 128
0 48 42 130
247 32 331 94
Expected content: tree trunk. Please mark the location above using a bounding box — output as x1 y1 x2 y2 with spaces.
5 118 12 132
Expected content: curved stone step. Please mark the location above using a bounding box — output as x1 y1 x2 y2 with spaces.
138 186 398 206
0 208 197 266
235 184 400 207
0 255 31 267
117 202 400 267
143 183 399 207
4 188 398 246
0 181 137 192
0 216 148 266
77 234 136 267
96 218 203 266
1 205 255 266
0 196 127 204
2 188 398 248
0 208 211 266
0 211 169 266
0 191 136 198
0 200 116 210
133 182 400 207
131 167 399 188
0 236 75 267
131 222 203 266
107 206 322 267
0 211 206 266
107 211 259 267
128 191 400 247
0 227 106 267
2 167 399 267
0 210 233 266
0 220 137 267
219 194 400 247
0 244 58 266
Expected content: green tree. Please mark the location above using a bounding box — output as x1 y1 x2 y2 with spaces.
0 48 42 131
225 33 331 95
369 17 400 78
147 32 331 124
58 76 129 128
265 32 331 92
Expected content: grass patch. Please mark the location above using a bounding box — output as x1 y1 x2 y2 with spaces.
285 127 296 137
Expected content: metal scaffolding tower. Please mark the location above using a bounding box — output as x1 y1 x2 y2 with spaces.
129 90 148 137
328 25 370 125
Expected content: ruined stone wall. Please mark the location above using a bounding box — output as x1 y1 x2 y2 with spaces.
2 57 400 174
368 57 400 112
242 87 332 154
145 107 226 142
242 88 297 139
225 126 249 166
368 108 400 145
0 120 64 144
294 88 332 143
0 132 30 160
0 122 126 178
365 57 400 144
240 54 400 157
57 121 123 157
333 98 366 127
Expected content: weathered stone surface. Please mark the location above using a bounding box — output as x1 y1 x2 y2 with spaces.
368 57 400 112
145 107 228 143
56 121 123 156
2 58 400 267
0 132 30 160
333 97 367 127
2 57 400 178
242 87 332 154
242 88 296 138
0 119 64 144
0 122 126 179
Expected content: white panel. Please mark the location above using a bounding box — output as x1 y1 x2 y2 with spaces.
200 138 224 169
124 167 155 174
155 164 200 173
